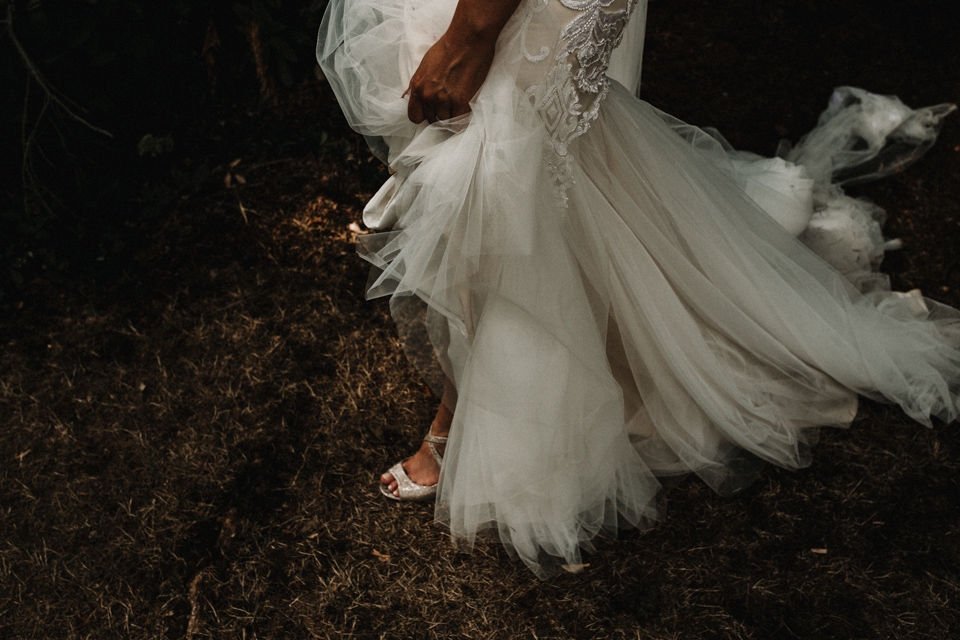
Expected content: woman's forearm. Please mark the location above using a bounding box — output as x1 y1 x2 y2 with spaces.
406 0 523 123
444 0 524 48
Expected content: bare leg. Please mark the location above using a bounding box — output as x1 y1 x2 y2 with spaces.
381 380 457 497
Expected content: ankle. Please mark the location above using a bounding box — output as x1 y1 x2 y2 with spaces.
429 419 451 439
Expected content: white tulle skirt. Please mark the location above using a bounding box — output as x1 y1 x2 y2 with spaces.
319 0 960 577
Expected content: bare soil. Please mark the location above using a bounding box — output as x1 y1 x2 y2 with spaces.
2 1 959 638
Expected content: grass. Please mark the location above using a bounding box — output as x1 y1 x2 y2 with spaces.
2 1 959 637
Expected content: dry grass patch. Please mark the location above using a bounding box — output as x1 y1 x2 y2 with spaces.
3 1 960 637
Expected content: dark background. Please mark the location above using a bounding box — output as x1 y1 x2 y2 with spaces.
2 0 957 304
1 0 329 303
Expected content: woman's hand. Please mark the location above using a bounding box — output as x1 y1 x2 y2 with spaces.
405 0 523 124
406 34 496 124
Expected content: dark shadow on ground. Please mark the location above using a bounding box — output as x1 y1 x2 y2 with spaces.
2 1 959 638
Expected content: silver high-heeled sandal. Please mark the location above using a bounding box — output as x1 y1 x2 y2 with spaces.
379 433 447 502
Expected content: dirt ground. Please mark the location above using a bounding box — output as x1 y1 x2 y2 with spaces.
2 1 959 638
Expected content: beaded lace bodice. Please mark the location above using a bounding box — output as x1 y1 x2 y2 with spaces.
523 0 638 203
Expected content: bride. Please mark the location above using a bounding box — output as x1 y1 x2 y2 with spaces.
318 0 959 577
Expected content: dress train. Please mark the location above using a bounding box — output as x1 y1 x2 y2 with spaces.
319 0 960 576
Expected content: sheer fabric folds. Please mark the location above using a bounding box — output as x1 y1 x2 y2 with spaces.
318 0 960 577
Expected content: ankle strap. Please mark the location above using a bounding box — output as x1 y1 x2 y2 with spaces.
423 433 446 467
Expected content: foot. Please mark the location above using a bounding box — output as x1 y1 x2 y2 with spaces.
380 424 447 498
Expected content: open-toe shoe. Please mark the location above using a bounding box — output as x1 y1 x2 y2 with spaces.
379 433 447 502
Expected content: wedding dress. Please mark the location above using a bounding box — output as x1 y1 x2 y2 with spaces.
318 0 960 577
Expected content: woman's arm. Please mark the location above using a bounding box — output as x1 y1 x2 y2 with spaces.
406 0 523 123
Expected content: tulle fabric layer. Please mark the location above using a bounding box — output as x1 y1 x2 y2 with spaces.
319 0 960 577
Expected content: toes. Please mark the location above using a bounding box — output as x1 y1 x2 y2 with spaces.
379 473 399 492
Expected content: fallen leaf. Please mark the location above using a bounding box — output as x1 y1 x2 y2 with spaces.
561 563 590 573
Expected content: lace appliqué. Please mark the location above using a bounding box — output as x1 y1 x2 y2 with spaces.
526 0 636 205
519 0 551 63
